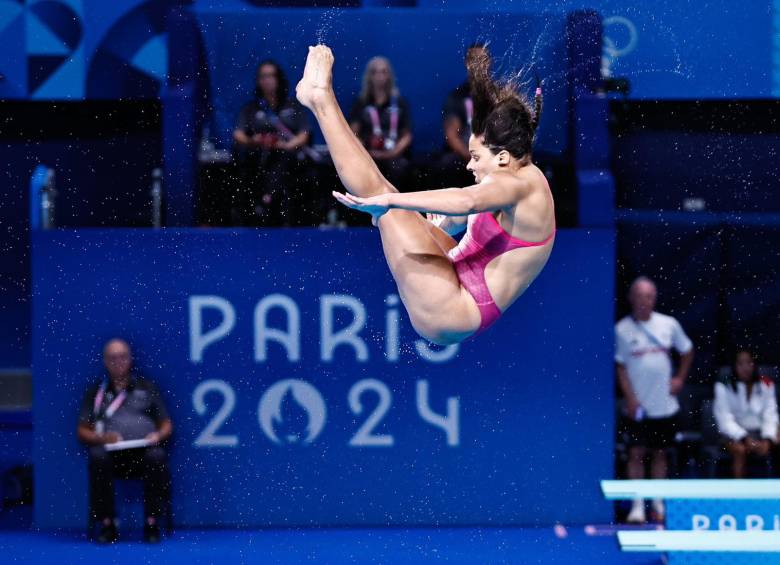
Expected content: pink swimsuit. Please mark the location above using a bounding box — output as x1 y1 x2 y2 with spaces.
447 212 555 335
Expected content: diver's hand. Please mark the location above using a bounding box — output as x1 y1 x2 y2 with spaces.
332 191 391 222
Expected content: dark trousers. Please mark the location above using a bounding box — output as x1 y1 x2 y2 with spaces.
233 149 307 227
88 445 170 522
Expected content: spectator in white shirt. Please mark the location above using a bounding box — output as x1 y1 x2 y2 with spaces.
714 349 778 478
615 276 695 523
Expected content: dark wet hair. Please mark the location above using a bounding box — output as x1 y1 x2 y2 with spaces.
466 46 542 162
729 349 760 391
255 60 289 108
464 42 487 58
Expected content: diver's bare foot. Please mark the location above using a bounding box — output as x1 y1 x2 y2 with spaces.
296 45 335 111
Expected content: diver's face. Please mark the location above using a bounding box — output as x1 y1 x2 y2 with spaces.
466 135 501 183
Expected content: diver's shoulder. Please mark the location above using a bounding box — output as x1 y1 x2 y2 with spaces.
484 170 532 192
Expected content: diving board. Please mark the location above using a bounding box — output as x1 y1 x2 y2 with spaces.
601 479 780 500
604 480 780 564
618 530 780 552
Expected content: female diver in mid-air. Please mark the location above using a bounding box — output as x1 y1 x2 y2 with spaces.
296 44 555 345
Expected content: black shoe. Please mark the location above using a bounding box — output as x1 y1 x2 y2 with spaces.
95 520 118 544
143 522 161 543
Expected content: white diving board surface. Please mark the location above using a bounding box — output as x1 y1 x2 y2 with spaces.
601 479 780 500
618 531 780 552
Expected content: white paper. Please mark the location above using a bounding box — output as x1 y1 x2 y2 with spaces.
104 438 154 452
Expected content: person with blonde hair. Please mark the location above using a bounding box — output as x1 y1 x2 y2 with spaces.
349 56 413 190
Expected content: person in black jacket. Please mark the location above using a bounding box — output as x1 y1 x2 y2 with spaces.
233 60 312 226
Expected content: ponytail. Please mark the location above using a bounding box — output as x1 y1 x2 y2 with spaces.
465 45 543 161
531 74 543 134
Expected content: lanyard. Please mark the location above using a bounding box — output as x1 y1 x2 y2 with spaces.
464 97 473 130
258 99 296 139
257 99 321 162
631 317 669 353
93 379 129 420
366 98 399 141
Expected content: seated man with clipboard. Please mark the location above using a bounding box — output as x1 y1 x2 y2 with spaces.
76 338 173 544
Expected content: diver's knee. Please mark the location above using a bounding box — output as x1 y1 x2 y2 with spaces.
377 179 399 195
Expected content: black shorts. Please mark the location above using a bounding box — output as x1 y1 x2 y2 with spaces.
625 412 680 449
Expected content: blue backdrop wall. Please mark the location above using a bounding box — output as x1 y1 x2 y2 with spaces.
32 227 614 528
2 0 777 102
419 0 780 99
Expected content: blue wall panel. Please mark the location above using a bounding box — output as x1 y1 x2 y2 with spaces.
32 227 614 528
4 1 777 101
420 0 777 100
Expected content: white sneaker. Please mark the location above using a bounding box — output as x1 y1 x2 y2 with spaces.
626 499 646 524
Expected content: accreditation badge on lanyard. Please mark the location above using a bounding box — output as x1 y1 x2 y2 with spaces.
367 97 399 151
93 379 128 434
